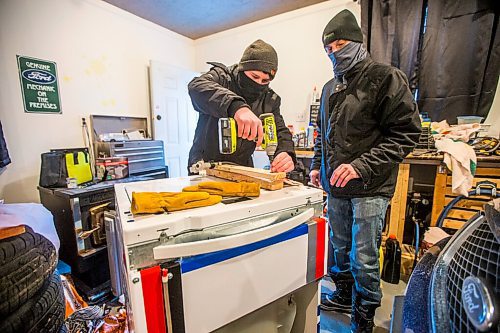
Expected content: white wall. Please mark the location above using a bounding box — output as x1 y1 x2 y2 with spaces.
485 83 500 137
194 0 360 132
0 0 195 203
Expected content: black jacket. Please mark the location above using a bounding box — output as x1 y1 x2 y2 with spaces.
311 57 421 198
188 62 295 167
0 121 11 168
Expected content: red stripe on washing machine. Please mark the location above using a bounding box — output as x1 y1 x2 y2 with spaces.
140 265 167 333
315 217 327 280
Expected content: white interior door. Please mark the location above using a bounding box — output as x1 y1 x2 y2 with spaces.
149 61 199 177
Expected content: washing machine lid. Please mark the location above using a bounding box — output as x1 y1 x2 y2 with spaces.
114 176 323 246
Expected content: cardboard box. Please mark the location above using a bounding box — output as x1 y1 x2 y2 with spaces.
96 157 128 180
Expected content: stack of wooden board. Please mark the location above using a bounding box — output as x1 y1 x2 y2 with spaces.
206 165 286 190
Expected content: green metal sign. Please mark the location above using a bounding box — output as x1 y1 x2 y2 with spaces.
17 55 61 114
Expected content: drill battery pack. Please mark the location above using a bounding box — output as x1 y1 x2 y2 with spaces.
218 118 237 154
260 113 278 151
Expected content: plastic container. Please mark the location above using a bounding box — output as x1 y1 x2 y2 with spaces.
457 116 483 125
478 123 491 135
66 177 77 188
382 234 402 284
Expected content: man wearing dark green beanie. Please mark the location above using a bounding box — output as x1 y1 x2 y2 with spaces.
188 39 295 173
309 9 421 333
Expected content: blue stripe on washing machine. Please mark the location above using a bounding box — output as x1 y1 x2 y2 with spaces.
180 223 308 273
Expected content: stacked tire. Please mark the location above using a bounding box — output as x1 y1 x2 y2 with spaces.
0 226 65 333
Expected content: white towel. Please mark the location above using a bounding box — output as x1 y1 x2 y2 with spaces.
431 120 480 142
0 203 60 250
434 138 477 196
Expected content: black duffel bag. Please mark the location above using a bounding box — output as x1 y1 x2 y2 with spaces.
39 148 92 188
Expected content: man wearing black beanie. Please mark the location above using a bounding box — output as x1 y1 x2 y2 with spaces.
187 39 295 173
309 9 421 333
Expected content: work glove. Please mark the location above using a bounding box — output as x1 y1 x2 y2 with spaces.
131 191 222 214
182 181 260 197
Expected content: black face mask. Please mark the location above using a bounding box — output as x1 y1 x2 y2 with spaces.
236 71 269 104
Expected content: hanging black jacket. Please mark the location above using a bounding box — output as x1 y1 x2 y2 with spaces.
311 57 421 198
0 121 11 168
188 62 295 167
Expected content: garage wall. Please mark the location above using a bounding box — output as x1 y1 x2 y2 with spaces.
193 0 360 130
486 84 500 137
0 0 195 203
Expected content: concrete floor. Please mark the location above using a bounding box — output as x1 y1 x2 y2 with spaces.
320 277 407 333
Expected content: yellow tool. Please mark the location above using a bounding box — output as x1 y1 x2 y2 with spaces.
218 113 278 161
260 113 278 162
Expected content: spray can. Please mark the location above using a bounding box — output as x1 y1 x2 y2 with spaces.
312 86 320 103
306 126 314 148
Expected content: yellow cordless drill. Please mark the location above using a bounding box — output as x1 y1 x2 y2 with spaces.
218 113 278 162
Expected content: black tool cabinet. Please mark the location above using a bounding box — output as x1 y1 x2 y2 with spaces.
38 176 155 302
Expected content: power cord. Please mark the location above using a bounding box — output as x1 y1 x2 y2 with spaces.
82 117 96 179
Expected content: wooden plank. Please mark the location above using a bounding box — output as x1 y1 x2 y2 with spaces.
431 166 448 226
0 225 26 240
474 167 500 177
388 163 410 243
444 197 487 210
207 169 283 190
442 219 467 230
446 176 500 187
295 149 315 158
446 209 477 220
214 165 286 181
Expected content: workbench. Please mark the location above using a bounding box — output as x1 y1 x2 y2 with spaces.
295 149 315 159
386 153 500 243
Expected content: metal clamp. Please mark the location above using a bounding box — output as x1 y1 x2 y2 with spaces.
189 160 218 174
475 180 497 197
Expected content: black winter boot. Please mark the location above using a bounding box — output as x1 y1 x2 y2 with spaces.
320 280 353 313
350 302 377 333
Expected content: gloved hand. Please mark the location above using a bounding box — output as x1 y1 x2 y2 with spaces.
183 181 260 197
131 191 222 214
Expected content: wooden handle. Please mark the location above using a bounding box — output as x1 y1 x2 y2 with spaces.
0 225 26 240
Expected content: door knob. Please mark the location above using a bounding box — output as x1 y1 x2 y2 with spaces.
156 115 162 120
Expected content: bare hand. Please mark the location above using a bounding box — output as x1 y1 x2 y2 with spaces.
309 169 321 188
234 107 264 147
271 152 294 173
330 164 360 187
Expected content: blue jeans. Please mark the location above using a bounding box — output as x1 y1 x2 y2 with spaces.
327 195 389 307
